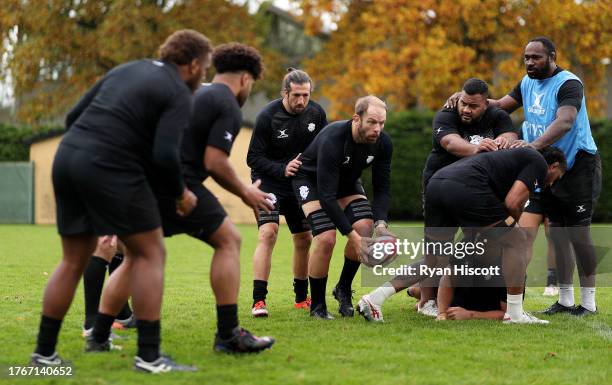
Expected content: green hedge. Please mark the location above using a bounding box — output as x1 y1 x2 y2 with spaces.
362 111 612 223
2 114 611 221
0 124 64 161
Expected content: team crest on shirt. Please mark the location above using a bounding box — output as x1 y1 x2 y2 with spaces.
308 123 316 132
277 129 289 138
528 92 546 115
576 205 586 213
224 131 233 142
469 135 484 145
299 186 309 200
366 155 374 164
343 156 351 165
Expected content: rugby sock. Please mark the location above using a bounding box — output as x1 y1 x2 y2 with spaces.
293 278 308 303
116 303 133 322
368 282 396 306
506 294 524 319
253 280 268 305
108 252 124 275
580 287 596 311
558 284 575 307
136 320 161 362
309 276 328 310
35 315 62 356
83 256 109 329
216 304 239 340
337 257 360 290
92 313 115 344
546 268 557 286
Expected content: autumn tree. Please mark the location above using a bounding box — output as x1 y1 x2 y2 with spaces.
0 0 284 124
300 0 611 119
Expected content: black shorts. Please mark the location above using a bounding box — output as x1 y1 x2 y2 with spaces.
53 143 161 236
425 178 508 238
523 191 545 215
292 175 367 205
543 151 601 225
256 182 309 234
158 181 227 242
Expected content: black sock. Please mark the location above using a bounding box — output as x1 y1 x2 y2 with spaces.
116 302 133 321
547 268 557 286
337 257 360 291
216 304 239 340
35 315 62 356
309 276 328 310
108 252 124 275
293 278 308 303
83 256 109 329
137 320 161 362
92 313 115 344
253 280 268 305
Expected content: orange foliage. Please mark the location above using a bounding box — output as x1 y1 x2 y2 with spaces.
300 0 611 119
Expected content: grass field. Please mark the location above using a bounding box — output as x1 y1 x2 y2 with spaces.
1 224 611 385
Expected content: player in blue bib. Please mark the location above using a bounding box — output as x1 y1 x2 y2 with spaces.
483 37 601 316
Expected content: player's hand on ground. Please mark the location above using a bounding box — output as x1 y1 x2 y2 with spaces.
242 179 275 215
95 235 118 260
477 138 499 152
284 153 302 177
494 136 512 149
443 92 462 109
176 187 197 217
436 312 448 321
447 307 471 320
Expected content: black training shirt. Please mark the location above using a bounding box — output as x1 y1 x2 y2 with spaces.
298 120 393 235
181 83 242 183
62 59 191 199
431 147 547 201
247 99 327 193
508 67 583 111
423 105 517 185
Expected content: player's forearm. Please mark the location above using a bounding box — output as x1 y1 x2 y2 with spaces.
208 158 248 200
529 118 572 150
445 141 479 157
246 153 286 178
436 276 454 316
469 310 505 320
320 197 353 235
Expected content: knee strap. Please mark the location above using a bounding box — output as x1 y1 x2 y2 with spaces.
307 209 336 236
344 198 373 225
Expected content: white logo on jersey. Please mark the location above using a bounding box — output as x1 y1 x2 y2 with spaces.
152 60 164 67
576 205 586 213
343 156 351 165
366 155 374 164
277 129 289 138
224 131 233 142
266 193 277 205
308 123 316 132
469 135 484 145
299 186 309 200
528 92 546 115
524 199 530 209
436 127 443 134
534 180 538 189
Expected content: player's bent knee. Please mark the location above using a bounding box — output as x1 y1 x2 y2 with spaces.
258 224 279 245
314 230 336 253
